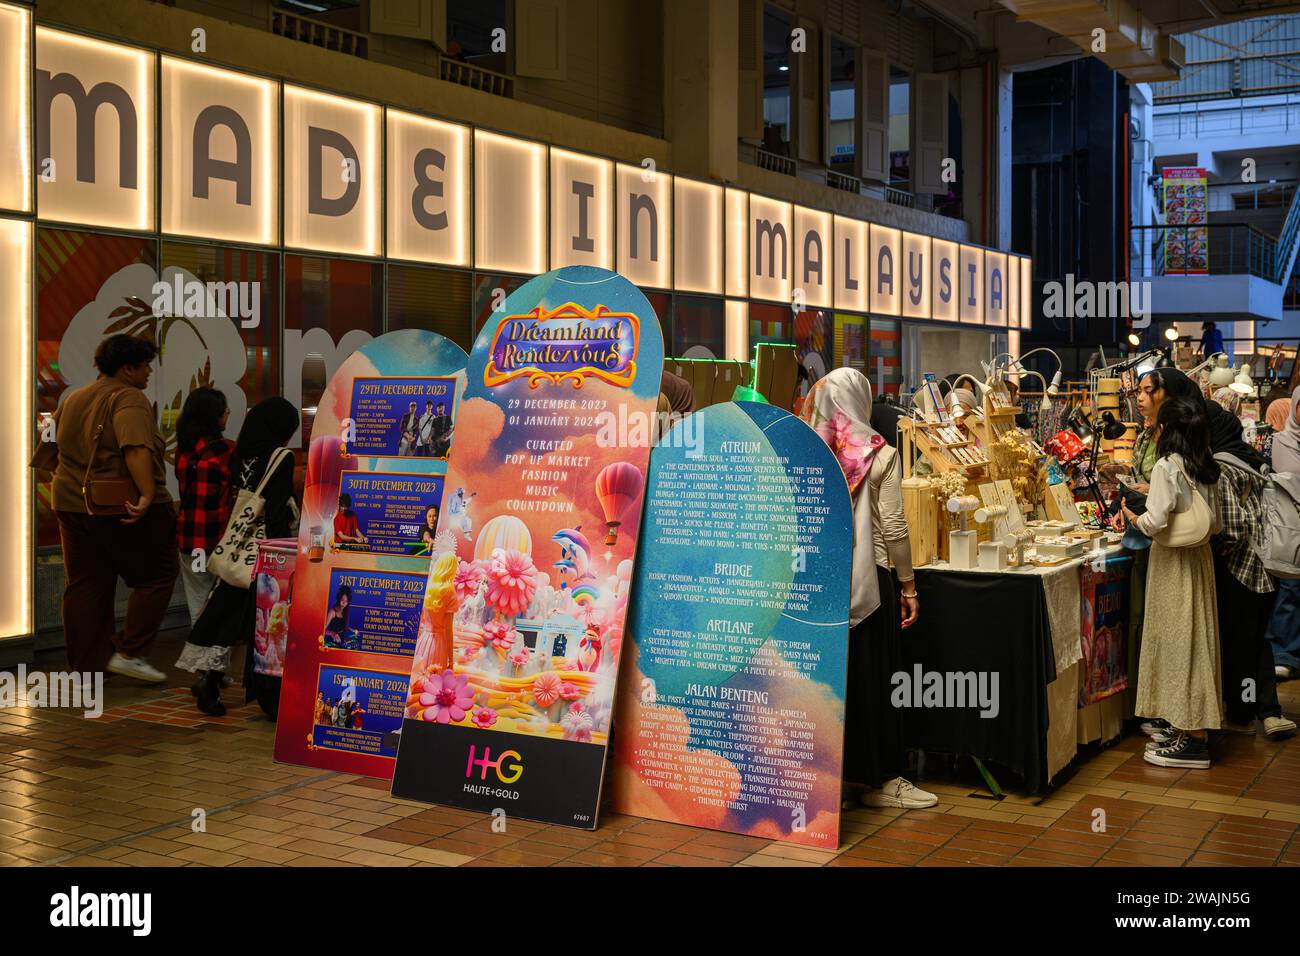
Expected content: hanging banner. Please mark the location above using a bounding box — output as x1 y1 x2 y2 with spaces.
610 402 851 849
274 330 469 777
389 265 664 827
1162 167 1208 276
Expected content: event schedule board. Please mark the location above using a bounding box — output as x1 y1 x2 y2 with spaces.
390 266 664 828
611 402 852 849
274 330 469 778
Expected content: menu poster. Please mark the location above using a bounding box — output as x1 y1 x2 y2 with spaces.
611 402 852 849
274 330 469 778
390 265 664 829
1162 167 1208 276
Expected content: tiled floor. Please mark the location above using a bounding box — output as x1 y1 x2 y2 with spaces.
2 627 1298 867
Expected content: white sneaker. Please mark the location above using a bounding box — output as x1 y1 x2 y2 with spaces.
1277 665 1295 681
862 777 939 810
1139 718 1171 737
106 652 166 683
1264 716 1297 740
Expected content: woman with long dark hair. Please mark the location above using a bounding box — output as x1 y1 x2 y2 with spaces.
1122 396 1223 768
173 387 233 625
1126 367 1206 740
175 397 299 716
1205 401 1296 740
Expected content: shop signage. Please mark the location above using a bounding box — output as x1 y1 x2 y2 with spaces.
4 20 1031 328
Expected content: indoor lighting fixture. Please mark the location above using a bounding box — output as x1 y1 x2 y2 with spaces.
1208 355 1235 388
1127 332 1141 347
999 347 1063 398
1164 327 1179 342
779 63 789 71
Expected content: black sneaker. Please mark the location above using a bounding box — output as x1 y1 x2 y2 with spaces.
1139 718 1171 737
1144 733 1210 769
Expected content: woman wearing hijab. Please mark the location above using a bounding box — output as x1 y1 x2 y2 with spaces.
1266 391 1300 680
1265 395 1292 443
799 367 932 809
176 397 300 716
1205 401 1296 740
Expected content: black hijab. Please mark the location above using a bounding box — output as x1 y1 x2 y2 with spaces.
235 397 299 471
1142 367 1203 407
1206 399 1265 470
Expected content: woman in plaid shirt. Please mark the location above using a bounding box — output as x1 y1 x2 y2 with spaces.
173 388 235 624
1207 401 1296 741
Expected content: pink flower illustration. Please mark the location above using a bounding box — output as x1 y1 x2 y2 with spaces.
482 619 515 651
454 560 486 602
533 671 562 707
559 681 582 701
508 647 531 669
471 707 498 729
562 703 593 741
420 669 475 724
485 549 538 618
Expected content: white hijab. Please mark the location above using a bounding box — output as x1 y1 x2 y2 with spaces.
798 367 887 626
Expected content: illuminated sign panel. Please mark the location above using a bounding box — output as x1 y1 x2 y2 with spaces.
387 109 470 266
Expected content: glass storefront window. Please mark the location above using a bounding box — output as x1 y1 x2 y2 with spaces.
749 301 793 348
158 239 280 448
285 254 383 452
670 295 724 359
793 308 833 378
36 228 158 548
472 273 527 340
387 263 473 353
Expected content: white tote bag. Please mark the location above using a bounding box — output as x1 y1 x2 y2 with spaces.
207 447 292 589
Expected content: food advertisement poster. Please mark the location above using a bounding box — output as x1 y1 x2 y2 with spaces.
389 265 664 828
274 330 469 778
1162 167 1208 276
610 402 851 848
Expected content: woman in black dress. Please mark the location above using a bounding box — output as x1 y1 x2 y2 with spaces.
175 397 299 716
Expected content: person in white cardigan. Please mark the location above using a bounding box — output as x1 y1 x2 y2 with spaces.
1121 396 1223 769
800 367 933 809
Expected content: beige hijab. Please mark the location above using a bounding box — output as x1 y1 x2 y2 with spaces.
1273 391 1300 475
798 367 887 625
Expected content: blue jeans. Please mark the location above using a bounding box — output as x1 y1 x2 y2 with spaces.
1265 578 1300 670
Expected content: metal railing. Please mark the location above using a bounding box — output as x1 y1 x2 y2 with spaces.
270 8 367 59
1274 177 1300 285
755 147 797 176
884 185 915 208
1129 223 1277 280
440 58 514 98
826 169 861 194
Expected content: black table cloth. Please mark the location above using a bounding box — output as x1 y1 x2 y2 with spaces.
901 567 1057 790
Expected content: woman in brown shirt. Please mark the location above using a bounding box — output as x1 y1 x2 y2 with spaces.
47 334 178 681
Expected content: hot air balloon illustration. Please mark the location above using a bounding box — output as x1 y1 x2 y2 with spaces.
474 514 533 561
594 462 643 546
